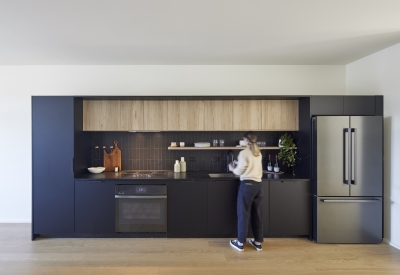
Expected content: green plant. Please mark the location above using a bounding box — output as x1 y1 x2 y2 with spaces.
278 133 299 176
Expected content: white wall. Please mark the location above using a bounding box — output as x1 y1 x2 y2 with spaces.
347 43 400 249
0 65 345 222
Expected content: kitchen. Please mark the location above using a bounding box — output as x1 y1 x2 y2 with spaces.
32 95 382 242
2 1 400 274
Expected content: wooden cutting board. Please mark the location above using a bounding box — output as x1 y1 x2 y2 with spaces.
104 140 121 172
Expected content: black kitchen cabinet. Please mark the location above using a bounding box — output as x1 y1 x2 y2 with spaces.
167 180 208 236
75 180 115 234
310 96 381 116
32 97 76 239
269 180 311 236
310 96 344 115
208 179 239 236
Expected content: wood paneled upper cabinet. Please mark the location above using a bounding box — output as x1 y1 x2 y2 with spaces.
167 100 205 130
120 100 144 130
232 100 262 130
262 100 298 131
83 99 299 131
144 100 168 131
204 100 233 130
83 100 121 131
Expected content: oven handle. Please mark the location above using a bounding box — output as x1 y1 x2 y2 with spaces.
115 195 167 199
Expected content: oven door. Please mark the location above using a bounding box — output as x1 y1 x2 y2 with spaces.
115 194 167 232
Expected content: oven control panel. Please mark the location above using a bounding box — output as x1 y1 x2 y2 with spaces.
116 185 167 195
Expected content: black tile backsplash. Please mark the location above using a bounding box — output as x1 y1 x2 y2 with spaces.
91 131 291 172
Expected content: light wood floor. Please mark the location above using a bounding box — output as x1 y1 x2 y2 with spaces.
1 224 400 275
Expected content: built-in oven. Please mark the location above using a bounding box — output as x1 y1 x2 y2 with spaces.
115 184 167 233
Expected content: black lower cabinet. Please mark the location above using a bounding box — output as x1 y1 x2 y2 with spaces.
269 180 311 236
167 180 208 236
208 179 239 236
75 180 116 234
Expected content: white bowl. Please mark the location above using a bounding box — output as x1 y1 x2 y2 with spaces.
88 167 105 174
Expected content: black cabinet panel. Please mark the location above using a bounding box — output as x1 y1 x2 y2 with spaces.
311 96 378 116
167 181 208 235
32 96 75 235
344 96 376 116
270 180 311 236
310 96 343 115
75 181 115 234
208 180 239 235
375 96 383 116
262 181 270 236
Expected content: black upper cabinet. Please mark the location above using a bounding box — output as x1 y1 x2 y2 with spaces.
310 96 344 115
32 97 77 236
343 96 376 116
75 180 115 234
208 179 239 235
167 180 208 236
311 96 380 116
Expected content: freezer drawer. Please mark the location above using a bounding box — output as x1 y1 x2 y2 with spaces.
313 196 382 243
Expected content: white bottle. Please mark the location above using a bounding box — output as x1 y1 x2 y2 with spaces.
174 160 180 172
180 157 186 172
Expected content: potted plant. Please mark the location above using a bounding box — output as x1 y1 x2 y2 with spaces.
278 133 299 176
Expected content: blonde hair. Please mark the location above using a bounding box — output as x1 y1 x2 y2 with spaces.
243 131 260 157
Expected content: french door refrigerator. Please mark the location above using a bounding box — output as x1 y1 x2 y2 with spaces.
312 116 383 243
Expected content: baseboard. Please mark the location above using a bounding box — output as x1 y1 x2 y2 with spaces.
383 238 400 250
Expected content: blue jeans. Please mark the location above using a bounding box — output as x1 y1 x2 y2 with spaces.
237 180 263 244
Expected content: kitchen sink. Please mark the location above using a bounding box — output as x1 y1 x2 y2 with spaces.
209 173 240 178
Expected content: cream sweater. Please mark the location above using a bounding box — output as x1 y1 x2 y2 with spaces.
232 148 263 182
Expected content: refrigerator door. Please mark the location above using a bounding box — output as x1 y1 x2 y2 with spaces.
314 116 350 196
349 116 383 196
314 196 382 243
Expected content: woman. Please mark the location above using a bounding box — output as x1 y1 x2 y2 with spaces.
228 131 263 251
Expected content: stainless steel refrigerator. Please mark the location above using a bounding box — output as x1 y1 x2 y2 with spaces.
312 116 383 243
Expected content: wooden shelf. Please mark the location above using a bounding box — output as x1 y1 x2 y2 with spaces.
168 146 296 150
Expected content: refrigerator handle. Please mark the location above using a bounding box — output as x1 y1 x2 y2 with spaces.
343 128 349 184
321 199 379 203
351 128 356 185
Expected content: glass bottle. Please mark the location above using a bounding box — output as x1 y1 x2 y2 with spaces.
274 155 280 172
267 154 273 171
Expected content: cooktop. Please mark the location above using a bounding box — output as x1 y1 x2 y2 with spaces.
119 170 172 179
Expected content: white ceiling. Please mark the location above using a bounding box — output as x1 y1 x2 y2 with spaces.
1 0 400 65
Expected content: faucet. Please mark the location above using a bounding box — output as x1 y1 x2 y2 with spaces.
227 150 235 172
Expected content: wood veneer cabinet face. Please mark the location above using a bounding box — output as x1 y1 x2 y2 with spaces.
83 99 299 131
262 100 298 130
120 100 144 130
232 100 262 130
204 100 233 130
167 100 205 130
83 100 121 131
144 100 168 130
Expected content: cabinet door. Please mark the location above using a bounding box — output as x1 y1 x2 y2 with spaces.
167 100 205 130
120 100 144 130
32 96 75 235
83 100 121 130
262 100 298 130
204 100 233 130
167 180 208 235
310 96 344 115
232 100 262 130
75 180 115 234
144 100 168 130
269 180 311 236
344 96 376 116
208 180 239 235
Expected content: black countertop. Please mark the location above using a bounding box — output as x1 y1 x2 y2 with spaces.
75 170 310 181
